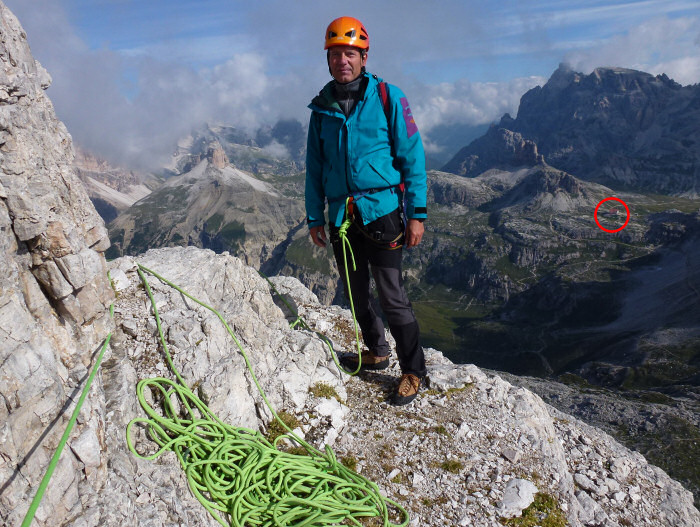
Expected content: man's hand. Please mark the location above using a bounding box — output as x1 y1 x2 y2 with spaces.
309 225 327 247
405 219 424 248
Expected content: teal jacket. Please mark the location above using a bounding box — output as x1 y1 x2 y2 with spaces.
305 72 427 228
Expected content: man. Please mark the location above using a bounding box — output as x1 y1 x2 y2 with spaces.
305 16 428 405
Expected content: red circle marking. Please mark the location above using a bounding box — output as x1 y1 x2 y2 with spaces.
594 197 630 233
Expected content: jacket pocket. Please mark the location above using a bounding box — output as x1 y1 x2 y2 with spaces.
367 160 398 188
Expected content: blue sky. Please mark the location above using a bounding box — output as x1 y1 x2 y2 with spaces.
5 0 700 167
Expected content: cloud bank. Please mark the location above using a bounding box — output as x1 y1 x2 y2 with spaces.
564 16 700 85
6 1 700 169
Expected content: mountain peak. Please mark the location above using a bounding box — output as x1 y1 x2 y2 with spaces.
207 141 229 169
441 127 544 177
546 63 581 90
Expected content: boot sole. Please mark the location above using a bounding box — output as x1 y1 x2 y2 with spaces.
392 392 418 406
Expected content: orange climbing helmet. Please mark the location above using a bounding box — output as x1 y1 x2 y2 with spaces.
324 16 369 50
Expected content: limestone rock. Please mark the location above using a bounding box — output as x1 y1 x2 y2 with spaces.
0 3 113 525
497 478 538 518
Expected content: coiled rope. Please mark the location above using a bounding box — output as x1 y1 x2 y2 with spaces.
127 264 409 526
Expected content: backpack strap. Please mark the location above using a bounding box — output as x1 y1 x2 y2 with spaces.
376 79 407 225
378 81 390 122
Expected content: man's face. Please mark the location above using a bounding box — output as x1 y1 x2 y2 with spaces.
328 45 367 84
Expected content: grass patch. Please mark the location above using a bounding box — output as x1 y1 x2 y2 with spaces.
205 212 225 232
390 473 404 484
285 446 311 457
220 220 246 245
439 460 463 473
340 456 358 471
309 382 342 403
433 425 450 437
285 237 333 274
500 492 566 527
265 411 300 443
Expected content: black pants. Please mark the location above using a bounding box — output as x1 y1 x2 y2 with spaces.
331 208 426 377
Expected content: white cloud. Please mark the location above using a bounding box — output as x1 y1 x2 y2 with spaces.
564 16 700 85
651 56 700 86
412 76 546 132
262 141 291 160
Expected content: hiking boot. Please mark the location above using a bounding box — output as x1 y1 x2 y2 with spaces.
340 350 390 371
392 373 421 405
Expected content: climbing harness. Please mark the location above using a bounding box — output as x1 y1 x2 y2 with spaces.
329 192 406 250
127 264 409 527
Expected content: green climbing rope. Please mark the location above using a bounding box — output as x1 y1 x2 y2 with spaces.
260 197 367 378
21 304 114 527
128 264 408 527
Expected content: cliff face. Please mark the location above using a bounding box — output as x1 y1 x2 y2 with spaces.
0 2 113 524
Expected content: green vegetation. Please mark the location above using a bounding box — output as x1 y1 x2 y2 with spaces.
433 425 450 437
500 492 567 527
425 383 474 397
390 472 404 484
205 212 225 232
264 411 300 444
439 460 463 473
410 284 492 355
614 415 700 507
285 446 311 457
620 342 700 390
309 382 342 403
340 456 358 471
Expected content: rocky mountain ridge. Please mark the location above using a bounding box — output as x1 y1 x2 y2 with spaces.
73 148 157 222
444 64 700 195
107 146 306 269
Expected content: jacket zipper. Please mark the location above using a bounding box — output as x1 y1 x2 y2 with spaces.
344 121 352 194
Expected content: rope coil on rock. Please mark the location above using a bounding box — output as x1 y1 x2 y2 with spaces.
127 264 409 527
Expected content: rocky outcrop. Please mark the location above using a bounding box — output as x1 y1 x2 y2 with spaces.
170 123 304 179
207 141 228 169
83 247 700 526
0 2 113 525
442 127 544 177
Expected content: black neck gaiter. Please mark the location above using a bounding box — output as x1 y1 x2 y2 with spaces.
333 76 363 117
